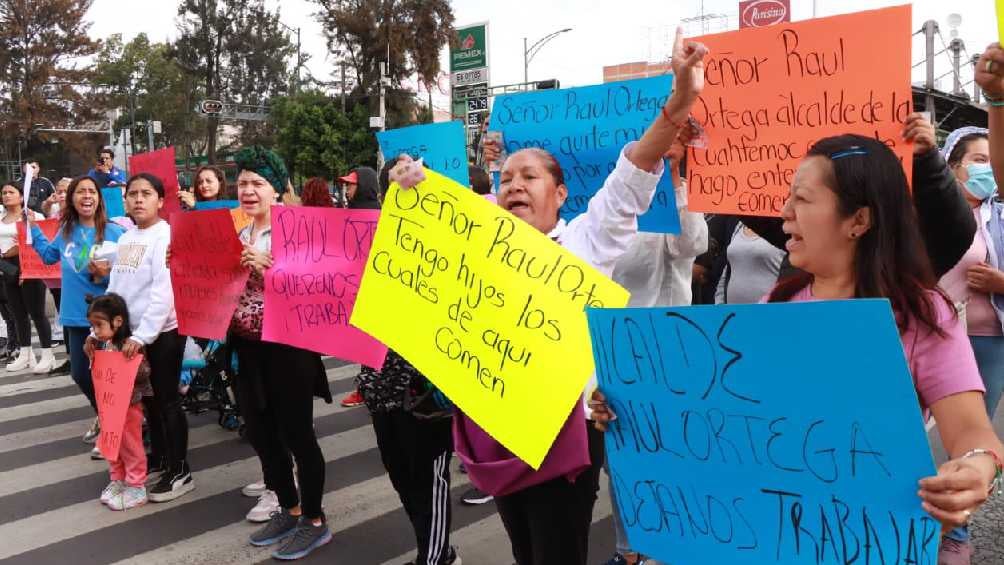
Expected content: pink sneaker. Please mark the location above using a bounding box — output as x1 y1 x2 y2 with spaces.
938 537 973 565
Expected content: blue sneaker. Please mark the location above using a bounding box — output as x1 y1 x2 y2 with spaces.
271 518 332 560
249 509 299 547
604 553 629 565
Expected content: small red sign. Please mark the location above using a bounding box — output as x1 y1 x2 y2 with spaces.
739 0 791 28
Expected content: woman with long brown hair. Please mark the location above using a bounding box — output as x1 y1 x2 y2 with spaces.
31 175 126 454
179 165 231 209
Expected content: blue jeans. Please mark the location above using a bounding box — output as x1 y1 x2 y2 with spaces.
66 326 95 411
606 464 665 565
971 335 1004 418
944 334 1004 544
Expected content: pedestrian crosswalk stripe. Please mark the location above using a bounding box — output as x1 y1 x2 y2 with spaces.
0 357 619 564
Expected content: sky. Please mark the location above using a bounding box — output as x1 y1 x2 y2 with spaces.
84 0 999 107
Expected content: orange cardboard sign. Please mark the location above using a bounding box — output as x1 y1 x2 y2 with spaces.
231 207 252 233
687 5 913 216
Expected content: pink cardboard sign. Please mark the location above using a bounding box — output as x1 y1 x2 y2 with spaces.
263 207 387 368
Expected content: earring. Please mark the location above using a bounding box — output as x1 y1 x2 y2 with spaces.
849 232 858 239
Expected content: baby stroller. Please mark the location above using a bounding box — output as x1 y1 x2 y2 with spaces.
180 338 242 434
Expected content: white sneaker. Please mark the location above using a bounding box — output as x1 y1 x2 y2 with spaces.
6 348 35 371
108 485 147 511
245 490 280 523
82 417 100 444
242 480 267 498
100 480 124 506
33 348 55 373
90 446 104 460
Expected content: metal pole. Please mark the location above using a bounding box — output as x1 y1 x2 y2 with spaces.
379 62 386 133
523 37 528 84
147 120 155 151
128 90 137 156
296 27 302 92
950 38 964 96
924 20 937 123
974 55 982 103
340 62 346 112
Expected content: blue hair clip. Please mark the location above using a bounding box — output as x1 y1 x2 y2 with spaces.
830 146 868 160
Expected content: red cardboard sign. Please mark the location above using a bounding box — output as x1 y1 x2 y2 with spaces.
92 350 144 462
16 219 60 280
169 210 249 340
129 147 182 221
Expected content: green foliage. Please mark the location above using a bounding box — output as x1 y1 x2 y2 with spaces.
270 90 377 180
0 0 101 161
92 34 205 156
312 0 453 127
174 0 297 160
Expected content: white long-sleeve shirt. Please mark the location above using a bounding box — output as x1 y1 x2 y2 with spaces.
107 220 177 345
548 144 663 274
612 182 709 308
546 143 664 417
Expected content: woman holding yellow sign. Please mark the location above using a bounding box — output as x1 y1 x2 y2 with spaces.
391 27 709 565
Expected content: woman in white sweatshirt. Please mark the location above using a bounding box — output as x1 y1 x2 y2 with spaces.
87 172 191 503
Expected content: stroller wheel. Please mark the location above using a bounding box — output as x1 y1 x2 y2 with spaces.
221 413 240 431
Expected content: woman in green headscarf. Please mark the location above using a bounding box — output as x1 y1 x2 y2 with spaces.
228 146 333 561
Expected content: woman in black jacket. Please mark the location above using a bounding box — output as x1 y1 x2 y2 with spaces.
744 112 976 278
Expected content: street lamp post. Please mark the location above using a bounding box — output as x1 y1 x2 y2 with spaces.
523 28 572 84
278 21 302 93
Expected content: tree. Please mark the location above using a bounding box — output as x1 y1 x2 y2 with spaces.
0 0 101 165
270 90 377 181
92 34 206 157
312 0 454 128
174 0 296 162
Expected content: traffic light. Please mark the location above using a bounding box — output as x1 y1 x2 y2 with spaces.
535 79 560 90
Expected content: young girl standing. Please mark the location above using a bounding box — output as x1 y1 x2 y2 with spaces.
87 172 191 502
89 293 152 510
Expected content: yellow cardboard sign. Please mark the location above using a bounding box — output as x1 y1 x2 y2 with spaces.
351 169 630 468
999 0 1004 46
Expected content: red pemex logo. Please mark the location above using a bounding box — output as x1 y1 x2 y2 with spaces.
461 34 476 50
739 0 790 28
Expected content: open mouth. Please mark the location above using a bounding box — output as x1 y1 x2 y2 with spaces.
785 233 804 252
506 201 529 213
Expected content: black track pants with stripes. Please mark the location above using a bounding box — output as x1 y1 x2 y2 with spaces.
371 410 454 565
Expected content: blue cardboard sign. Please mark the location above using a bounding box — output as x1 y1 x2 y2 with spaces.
193 200 240 211
102 188 125 218
586 300 938 565
492 76 681 233
376 121 471 187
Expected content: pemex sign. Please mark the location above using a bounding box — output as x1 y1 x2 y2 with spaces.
738 0 790 28
451 23 488 72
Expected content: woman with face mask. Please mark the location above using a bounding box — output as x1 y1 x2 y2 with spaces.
938 127 1004 420
930 127 1004 563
